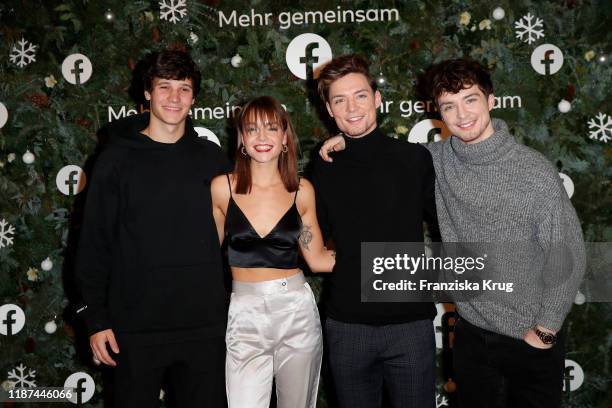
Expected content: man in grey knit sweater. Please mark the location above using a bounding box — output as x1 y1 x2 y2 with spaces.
426 58 585 408
320 58 585 408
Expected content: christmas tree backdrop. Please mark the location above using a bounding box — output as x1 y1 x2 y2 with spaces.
0 0 610 406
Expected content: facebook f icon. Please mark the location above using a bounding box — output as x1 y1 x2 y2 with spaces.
562 359 584 392
286 33 332 80
564 365 575 392
65 372 95 404
71 59 84 85
62 53 93 85
531 44 564 75
75 378 87 404
56 165 87 196
541 50 555 75
65 170 80 195
0 304 26 336
299 42 320 79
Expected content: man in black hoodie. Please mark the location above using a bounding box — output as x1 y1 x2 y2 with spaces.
75 51 231 407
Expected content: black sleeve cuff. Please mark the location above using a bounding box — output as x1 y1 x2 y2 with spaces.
76 304 112 336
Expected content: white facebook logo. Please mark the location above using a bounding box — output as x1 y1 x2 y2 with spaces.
531 44 564 75
563 359 584 392
0 101 8 129
62 53 93 85
558 172 574 198
64 372 95 404
408 119 451 144
285 33 332 80
56 165 87 196
194 127 221 146
0 304 26 336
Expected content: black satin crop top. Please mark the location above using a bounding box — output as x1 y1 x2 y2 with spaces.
224 175 302 269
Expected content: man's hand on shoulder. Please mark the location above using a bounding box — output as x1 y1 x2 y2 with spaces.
319 134 346 162
90 329 120 366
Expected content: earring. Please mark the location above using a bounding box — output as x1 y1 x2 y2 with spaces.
241 146 248 156
282 144 288 153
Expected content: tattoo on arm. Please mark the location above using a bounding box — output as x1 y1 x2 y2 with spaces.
299 224 313 250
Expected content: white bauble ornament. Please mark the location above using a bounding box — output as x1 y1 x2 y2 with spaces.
230 54 242 68
1 380 14 391
44 320 57 334
22 150 35 164
104 9 115 22
492 7 505 20
41 257 53 271
558 99 571 113
574 291 585 305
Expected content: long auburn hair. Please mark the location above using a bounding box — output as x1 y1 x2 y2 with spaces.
233 96 299 194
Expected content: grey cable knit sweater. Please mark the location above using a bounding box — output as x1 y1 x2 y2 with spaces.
427 118 586 339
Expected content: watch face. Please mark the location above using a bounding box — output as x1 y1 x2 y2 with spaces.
539 331 556 344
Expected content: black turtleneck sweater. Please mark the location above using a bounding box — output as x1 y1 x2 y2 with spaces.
75 113 232 339
312 127 438 324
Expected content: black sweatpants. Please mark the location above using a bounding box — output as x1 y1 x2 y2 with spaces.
453 317 565 408
112 333 226 408
325 318 436 408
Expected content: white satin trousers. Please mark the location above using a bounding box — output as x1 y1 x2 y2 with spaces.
225 272 323 408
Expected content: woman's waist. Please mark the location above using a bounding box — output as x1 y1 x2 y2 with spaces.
231 266 300 282
231 269 305 294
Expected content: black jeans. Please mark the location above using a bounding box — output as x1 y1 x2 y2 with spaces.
453 317 565 408
112 333 226 408
325 318 436 408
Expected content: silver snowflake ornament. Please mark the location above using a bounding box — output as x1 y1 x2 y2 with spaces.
436 393 449 408
159 0 187 24
588 112 612 143
9 37 38 68
515 13 545 44
7 364 37 388
0 218 15 248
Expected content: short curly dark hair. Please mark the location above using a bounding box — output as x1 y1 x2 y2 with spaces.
429 58 493 104
142 50 201 97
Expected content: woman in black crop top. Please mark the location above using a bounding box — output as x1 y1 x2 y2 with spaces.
211 96 335 408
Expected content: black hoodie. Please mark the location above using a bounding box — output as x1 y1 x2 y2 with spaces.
75 113 232 338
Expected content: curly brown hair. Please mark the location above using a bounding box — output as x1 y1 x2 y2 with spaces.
429 58 493 104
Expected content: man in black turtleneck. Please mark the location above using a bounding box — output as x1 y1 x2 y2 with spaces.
311 55 438 407
75 51 231 407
